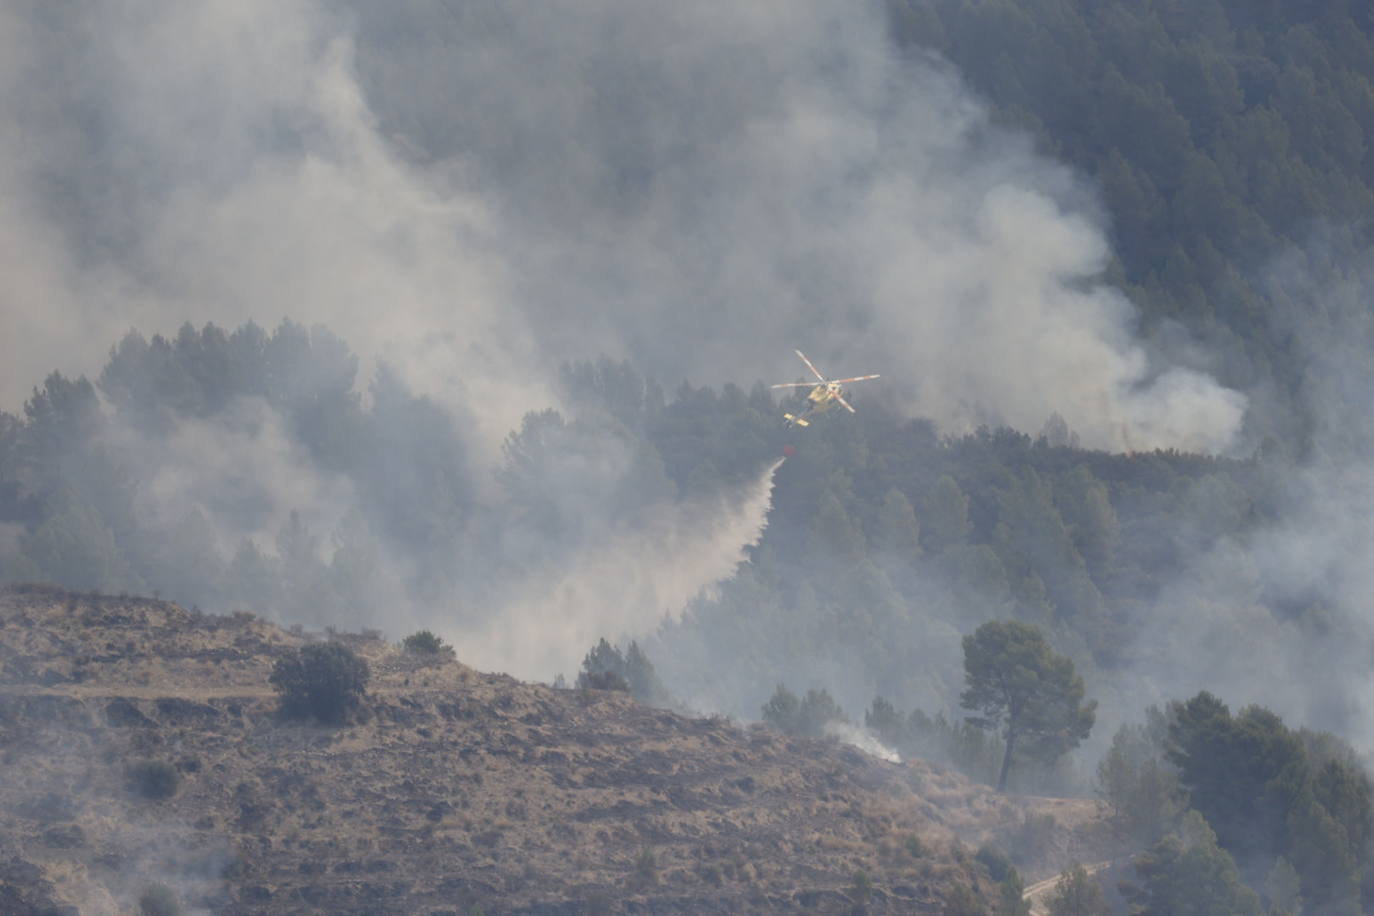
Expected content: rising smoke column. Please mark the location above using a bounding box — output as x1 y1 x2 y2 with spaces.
1107 254 1374 751
0 0 545 457
1 0 1244 458
0 0 1267 715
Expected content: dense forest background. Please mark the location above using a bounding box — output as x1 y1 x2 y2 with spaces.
7 0 1374 908
4 0 1374 763
0 323 1334 759
892 0 1374 455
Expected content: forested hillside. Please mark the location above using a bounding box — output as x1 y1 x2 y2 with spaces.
0 323 1288 745
891 0 1374 450
6 0 1374 911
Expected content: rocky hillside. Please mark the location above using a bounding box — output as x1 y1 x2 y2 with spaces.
0 585 1104 914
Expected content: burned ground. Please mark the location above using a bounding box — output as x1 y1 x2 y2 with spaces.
0 585 1102 913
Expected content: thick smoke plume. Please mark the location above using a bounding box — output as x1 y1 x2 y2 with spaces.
1109 252 1374 751
1 0 1243 454
1 0 1284 737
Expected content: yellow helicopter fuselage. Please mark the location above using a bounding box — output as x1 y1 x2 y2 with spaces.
807 384 842 409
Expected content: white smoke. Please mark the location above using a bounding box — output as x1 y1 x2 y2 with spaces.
824 720 902 764
0 0 1244 457
0 0 1268 723
131 398 355 552
1104 251 1374 750
459 458 784 681
0 0 545 457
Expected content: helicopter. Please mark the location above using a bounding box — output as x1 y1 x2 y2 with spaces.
771 349 880 427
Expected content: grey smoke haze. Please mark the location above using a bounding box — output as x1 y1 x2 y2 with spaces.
0 0 1244 455
468 457 784 680
133 399 357 553
1109 252 1374 751
11 0 1324 740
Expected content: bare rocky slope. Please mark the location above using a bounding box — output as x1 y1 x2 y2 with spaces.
0 585 1104 914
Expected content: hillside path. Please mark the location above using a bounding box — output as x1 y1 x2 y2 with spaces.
1023 860 1113 915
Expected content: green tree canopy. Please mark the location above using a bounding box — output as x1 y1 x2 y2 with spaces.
577 638 670 705
1047 863 1108 916
402 629 454 660
1096 717 1185 845
961 620 1096 790
762 683 847 738
873 486 923 561
920 474 971 553
1166 691 1372 912
1122 812 1262 916
269 642 371 725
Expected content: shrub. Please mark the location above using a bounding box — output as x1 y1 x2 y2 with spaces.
1047 863 1109 916
575 638 669 703
997 870 1031 916
402 630 454 658
127 761 180 800
1009 812 1058 864
138 883 183 916
17 792 77 823
269 642 370 724
975 844 1015 883
634 848 657 884
579 670 629 692
849 870 873 904
761 683 847 737
762 684 801 732
944 883 985 916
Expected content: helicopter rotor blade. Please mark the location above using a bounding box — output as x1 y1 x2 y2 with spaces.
835 394 857 413
794 349 827 383
770 381 815 389
829 374 880 385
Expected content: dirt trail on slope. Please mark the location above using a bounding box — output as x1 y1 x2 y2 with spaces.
1023 860 1113 914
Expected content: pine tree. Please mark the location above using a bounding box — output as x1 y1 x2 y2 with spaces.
1047 863 1108 916
961 621 1096 791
